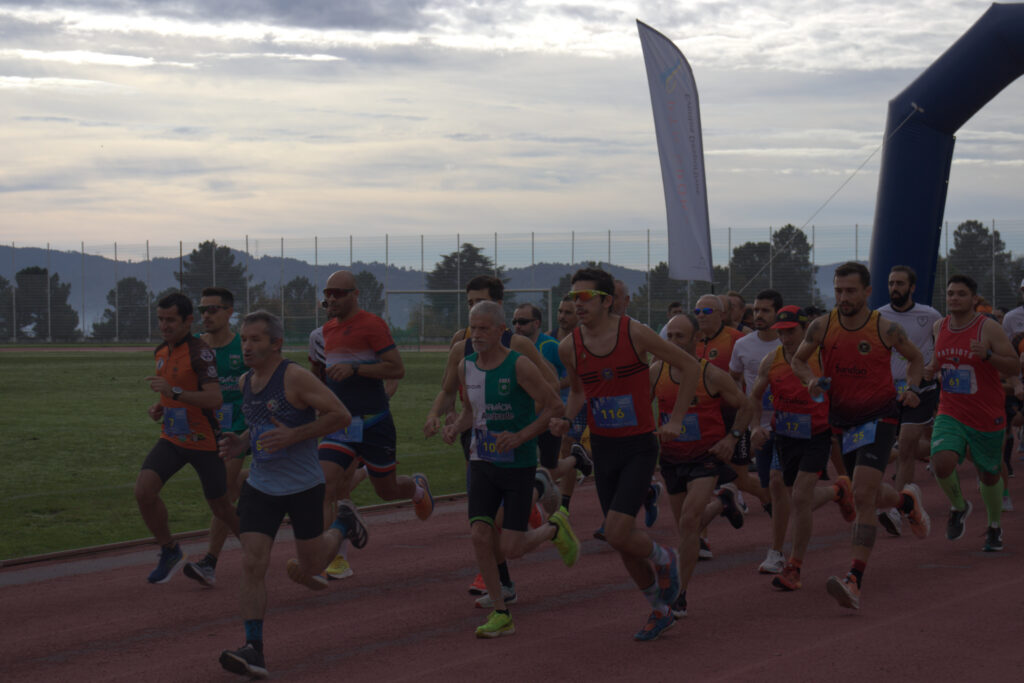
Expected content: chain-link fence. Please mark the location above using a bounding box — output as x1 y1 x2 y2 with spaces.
3 220 1023 345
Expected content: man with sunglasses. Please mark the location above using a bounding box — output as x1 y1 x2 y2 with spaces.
318 270 434 548
550 267 700 641
182 287 250 587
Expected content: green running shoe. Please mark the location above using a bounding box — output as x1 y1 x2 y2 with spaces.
475 610 515 638
549 508 580 567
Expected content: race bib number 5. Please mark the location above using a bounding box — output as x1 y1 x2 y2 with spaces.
473 428 514 463
591 395 639 429
250 422 286 462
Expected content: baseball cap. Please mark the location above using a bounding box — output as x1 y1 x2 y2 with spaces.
771 305 808 329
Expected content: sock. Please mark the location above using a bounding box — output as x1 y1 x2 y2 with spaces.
329 516 349 536
413 484 425 503
244 619 264 653
979 480 1004 526
899 493 915 514
338 539 349 558
496 608 510 616
935 470 967 510
849 559 867 587
648 542 669 566
641 580 667 614
561 494 572 509
203 553 218 568
497 561 511 586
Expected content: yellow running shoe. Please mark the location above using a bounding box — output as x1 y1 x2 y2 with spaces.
475 610 515 638
326 555 353 580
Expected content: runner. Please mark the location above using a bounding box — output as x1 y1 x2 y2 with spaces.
318 270 434 542
728 289 787 573
550 267 701 641
217 311 355 679
750 306 856 591
653 313 751 619
137 292 240 584
548 295 579 342
443 301 577 638
791 262 931 610
929 274 1019 552
183 287 249 587
877 266 943 536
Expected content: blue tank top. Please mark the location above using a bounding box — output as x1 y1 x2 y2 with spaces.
242 359 324 496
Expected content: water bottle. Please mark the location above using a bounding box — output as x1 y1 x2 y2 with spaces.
811 376 830 403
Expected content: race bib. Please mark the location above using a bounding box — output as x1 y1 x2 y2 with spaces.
473 428 514 463
591 395 639 429
842 420 878 455
894 379 908 397
216 404 233 431
328 416 364 444
941 367 973 394
660 411 701 442
775 411 812 439
163 407 190 437
250 422 286 462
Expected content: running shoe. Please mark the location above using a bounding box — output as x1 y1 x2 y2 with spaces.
643 481 662 528
717 486 745 529
1003 494 1014 512
475 583 517 608
983 526 1004 552
468 573 487 595
549 508 580 567
285 558 328 591
413 473 434 520
670 590 688 618
535 469 560 516
901 483 931 539
825 573 861 610
735 490 749 514
834 475 856 523
593 525 606 542
654 546 681 606
147 543 184 584
570 443 593 477
475 610 515 638
336 499 369 549
326 555 354 580
771 564 802 591
219 643 268 679
758 548 784 574
182 557 216 587
698 538 713 560
633 611 675 642
946 501 972 541
878 508 902 536
528 502 544 529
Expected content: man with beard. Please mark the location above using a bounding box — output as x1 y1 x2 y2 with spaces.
876 266 942 535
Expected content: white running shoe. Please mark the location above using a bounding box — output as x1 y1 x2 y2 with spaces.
758 549 785 574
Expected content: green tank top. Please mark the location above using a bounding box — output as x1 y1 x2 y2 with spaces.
464 350 537 468
213 332 247 433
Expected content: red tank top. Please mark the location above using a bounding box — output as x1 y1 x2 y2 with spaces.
696 324 745 372
821 309 897 427
573 315 655 437
934 314 1005 431
768 346 830 437
655 359 724 461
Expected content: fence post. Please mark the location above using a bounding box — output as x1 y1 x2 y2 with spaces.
456 233 461 332
245 235 251 315
146 240 152 342
279 238 285 336
646 229 651 327
314 236 319 328
80 242 86 339
992 218 997 305
493 231 497 279
855 224 859 261
385 233 390 322
768 225 774 290
727 227 732 291
607 229 611 265
114 242 119 342
571 230 575 266
421 234 425 348
944 221 949 314
46 243 52 342
10 242 15 342
212 239 216 287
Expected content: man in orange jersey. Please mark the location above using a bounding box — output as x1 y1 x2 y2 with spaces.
791 262 930 610
929 275 1020 552
652 313 752 619
750 306 856 591
550 267 700 641
138 292 240 584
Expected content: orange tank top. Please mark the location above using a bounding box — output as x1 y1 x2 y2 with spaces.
768 346 830 437
574 315 655 437
696 324 745 372
656 359 725 461
821 309 898 428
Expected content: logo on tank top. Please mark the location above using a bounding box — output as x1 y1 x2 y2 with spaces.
230 354 242 369
858 341 871 355
266 399 279 413
498 377 511 396
200 349 214 362
708 348 719 359
601 368 614 380
156 358 165 370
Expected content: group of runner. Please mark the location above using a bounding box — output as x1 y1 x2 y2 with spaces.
134 261 1019 678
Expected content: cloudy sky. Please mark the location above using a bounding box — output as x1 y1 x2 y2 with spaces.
2 0 1022 265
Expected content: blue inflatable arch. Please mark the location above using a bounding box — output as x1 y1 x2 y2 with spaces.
868 3 1024 308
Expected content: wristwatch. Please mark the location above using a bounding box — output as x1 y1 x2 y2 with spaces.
730 429 743 439
171 386 183 401
351 364 360 376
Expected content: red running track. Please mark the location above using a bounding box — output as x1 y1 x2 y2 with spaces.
2 463 1023 682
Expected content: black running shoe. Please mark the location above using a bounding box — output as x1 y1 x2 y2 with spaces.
983 526 1004 552
337 499 369 549
670 590 688 618
220 644 268 679
717 487 745 529
946 501 972 541
570 443 593 477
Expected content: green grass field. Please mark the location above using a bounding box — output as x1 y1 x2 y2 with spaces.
0 349 458 560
